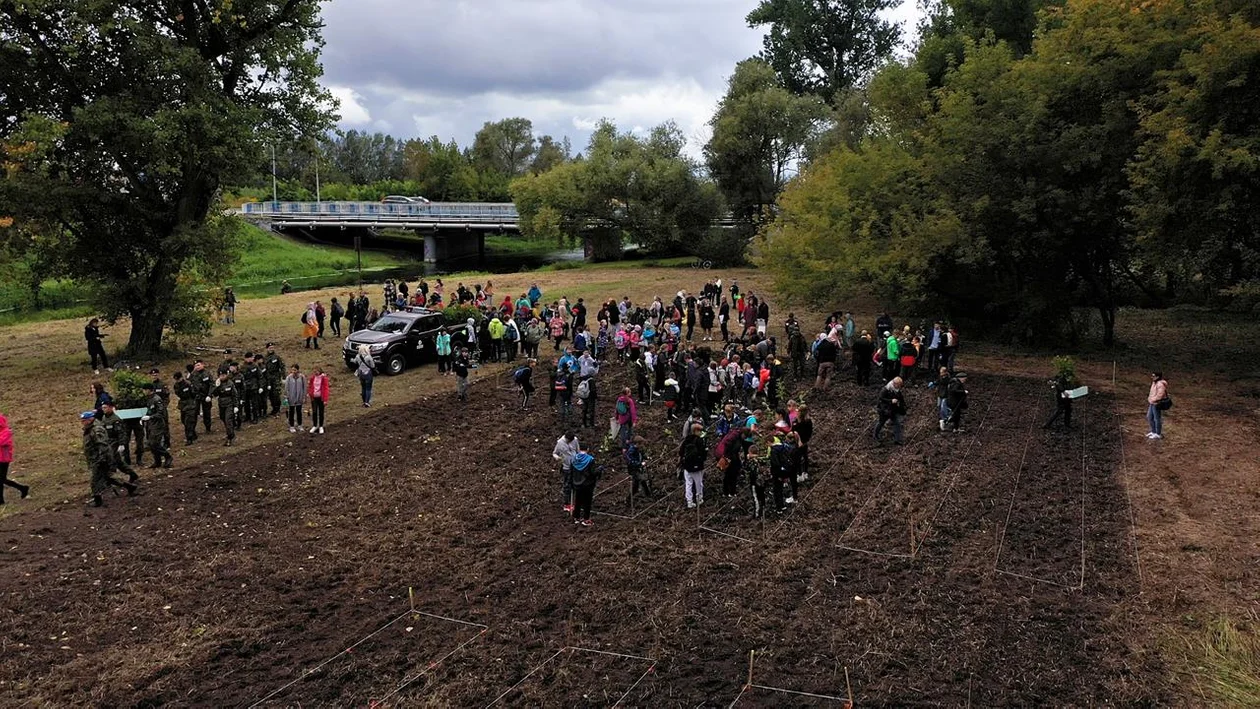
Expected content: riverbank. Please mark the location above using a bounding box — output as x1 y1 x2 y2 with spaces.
0 226 596 326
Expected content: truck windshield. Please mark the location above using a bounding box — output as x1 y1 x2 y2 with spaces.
369 315 412 334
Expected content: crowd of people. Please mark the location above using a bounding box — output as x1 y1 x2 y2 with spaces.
75 344 332 507
453 279 981 527
55 273 1173 512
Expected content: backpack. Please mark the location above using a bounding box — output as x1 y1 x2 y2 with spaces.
505 324 518 342
300 312 308 324
616 399 629 415
576 379 590 400
682 438 708 470
512 366 530 384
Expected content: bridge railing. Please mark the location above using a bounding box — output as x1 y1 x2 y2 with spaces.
241 201 520 219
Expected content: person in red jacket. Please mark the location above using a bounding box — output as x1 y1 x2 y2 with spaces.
307 366 331 434
0 413 31 504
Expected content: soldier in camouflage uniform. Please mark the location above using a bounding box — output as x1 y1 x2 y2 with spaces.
229 363 245 430
148 368 172 451
264 344 285 416
83 411 136 507
98 400 139 483
252 353 269 420
190 360 214 433
173 370 200 444
241 353 261 424
212 371 238 446
141 383 173 468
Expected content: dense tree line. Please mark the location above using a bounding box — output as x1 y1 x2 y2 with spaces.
244 119 574 204
756 0 1260 345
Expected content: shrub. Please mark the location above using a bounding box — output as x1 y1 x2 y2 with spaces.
442 305 484 327
1052 355 1077 387
111 369 153 408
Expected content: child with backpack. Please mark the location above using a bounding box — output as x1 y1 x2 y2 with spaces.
661 377 680 421
555 368 573 423
577 376 597 428
624 436 651 500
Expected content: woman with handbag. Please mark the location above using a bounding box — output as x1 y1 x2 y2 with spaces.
1147 371 1169 440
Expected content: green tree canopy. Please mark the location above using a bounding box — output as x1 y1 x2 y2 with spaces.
746 0 903 105
1 0 334 354
705 59 830 227
757 0 1259 344
512 121 723 261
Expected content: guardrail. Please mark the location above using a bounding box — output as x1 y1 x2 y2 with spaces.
241 201 519 219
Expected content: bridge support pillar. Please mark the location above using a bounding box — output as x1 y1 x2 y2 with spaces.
424 232 485 264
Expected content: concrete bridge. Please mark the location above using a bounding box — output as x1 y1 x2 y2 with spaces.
240 201 740 264
240 201 519 263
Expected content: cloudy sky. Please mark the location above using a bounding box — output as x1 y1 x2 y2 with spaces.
319 0 922 156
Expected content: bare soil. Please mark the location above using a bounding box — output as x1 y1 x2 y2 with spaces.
0 358 1154 707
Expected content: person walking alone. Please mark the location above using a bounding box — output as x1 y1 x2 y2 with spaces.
330 297 344 337
1147 371 1169 440
1044 371 1073 432
284 364 307 433
874 377 907 445
453 349 471 402
302 303 320 349
353 344 376 407
0 413 31 504
84 318 111 373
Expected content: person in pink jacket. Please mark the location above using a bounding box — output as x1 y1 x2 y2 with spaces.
307 366 331 434
0 413 31 504
614 387 638 447
1146 371 1168 440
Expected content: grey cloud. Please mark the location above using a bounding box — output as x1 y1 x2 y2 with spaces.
320 0 762 97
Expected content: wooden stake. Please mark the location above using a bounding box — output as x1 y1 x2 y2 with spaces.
409 586 415 612
747 650 755 687
845 665 853 708
1112 361 1117 390
908 513 914 557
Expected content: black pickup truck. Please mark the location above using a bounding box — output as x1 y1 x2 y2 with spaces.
342 307 447 375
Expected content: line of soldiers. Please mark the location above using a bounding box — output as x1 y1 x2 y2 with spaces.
171 344 286 447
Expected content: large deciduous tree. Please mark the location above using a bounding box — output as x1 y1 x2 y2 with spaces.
746 0 902 105
512 121 723 261
1128 9 1260 302
472 117 536 180
705 59 829 229
0 0 334 355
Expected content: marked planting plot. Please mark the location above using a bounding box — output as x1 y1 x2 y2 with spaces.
727 651 852 708
485 646 656 707
699 408 860 544
994 409 1088 589
835 392 1003 559
251 608 486 708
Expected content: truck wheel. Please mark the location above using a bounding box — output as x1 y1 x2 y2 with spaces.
385 353 405 376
